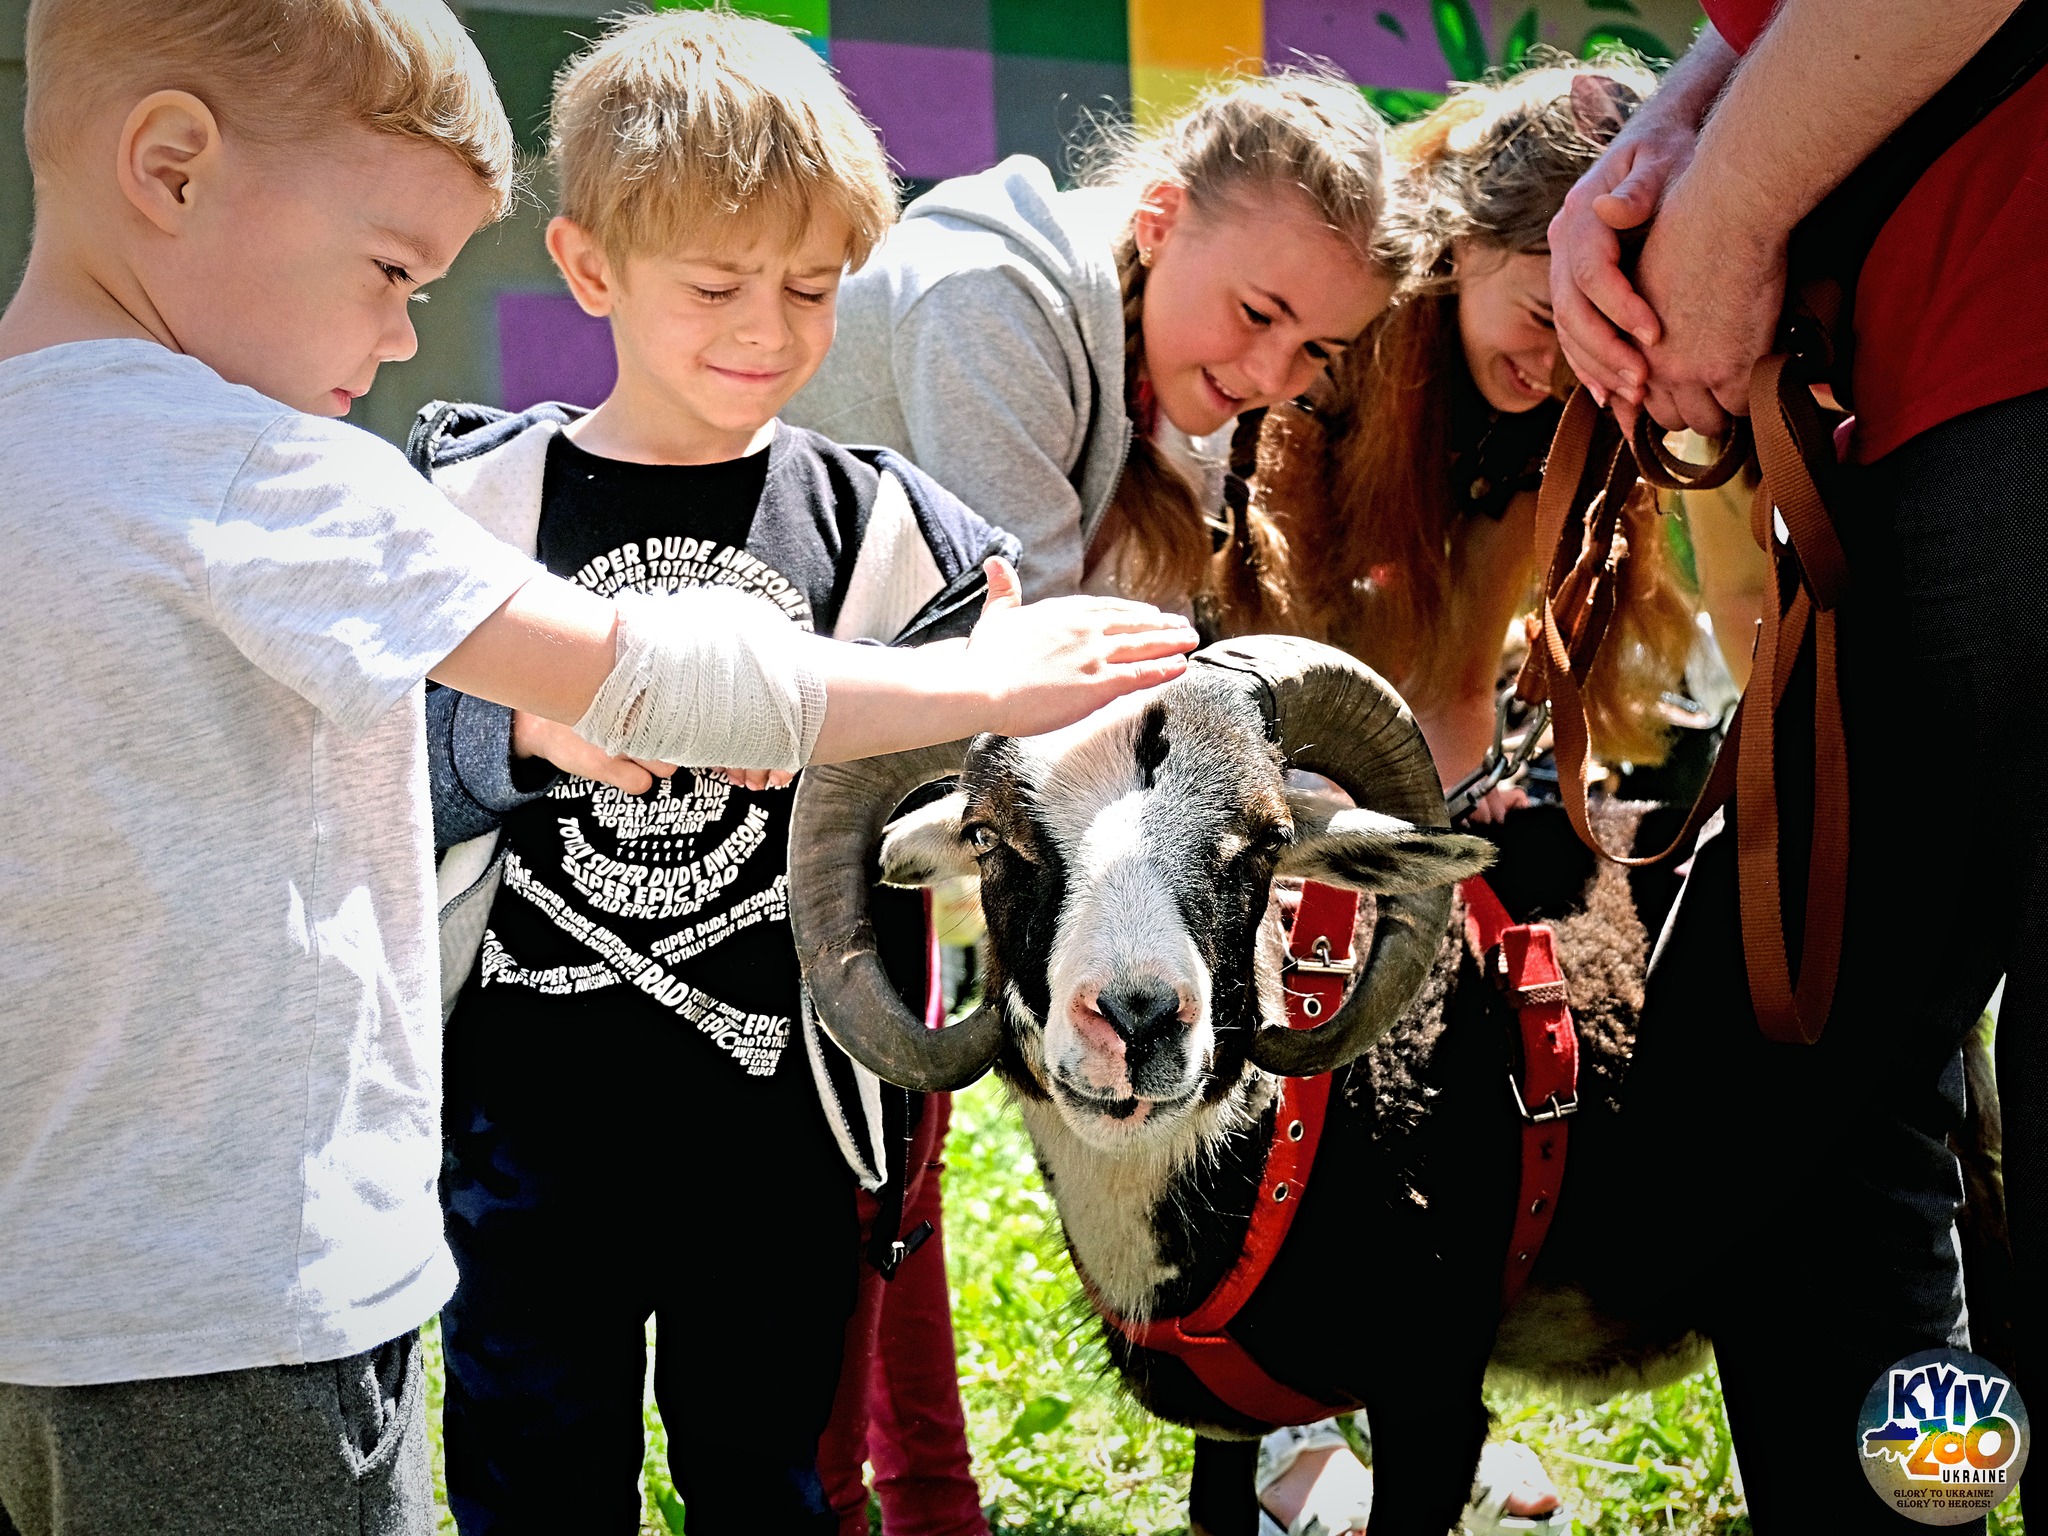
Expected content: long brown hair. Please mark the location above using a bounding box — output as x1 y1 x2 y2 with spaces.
1079 68 1390 605
1227 60 1696 765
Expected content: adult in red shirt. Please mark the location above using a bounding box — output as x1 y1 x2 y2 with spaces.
1552 2 2042 1532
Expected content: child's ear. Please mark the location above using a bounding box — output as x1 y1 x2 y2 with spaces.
1130 180 1186 262
117 91 221 235
546 217 618 319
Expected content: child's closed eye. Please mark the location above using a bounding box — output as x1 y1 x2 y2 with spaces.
375 260 414 289
691 285 740 303
785 286 830 306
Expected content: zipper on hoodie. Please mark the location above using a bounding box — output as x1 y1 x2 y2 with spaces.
1080 413 1136 574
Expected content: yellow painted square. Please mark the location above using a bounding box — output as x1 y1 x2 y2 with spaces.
1128 0 1262 72
1130 64 1234 130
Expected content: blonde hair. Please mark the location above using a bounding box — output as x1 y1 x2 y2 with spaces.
25 0 515 214
1079 67 1390 607
1230 59 1694 766
550 7 896 267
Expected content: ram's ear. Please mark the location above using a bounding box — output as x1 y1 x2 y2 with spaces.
879 791 975 888
1279 796 1494 894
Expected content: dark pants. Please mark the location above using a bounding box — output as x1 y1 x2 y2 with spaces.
0 1333 429 1536
439 992 859 1536
1628 388 2048 1531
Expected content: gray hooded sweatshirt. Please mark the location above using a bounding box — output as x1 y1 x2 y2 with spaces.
786 156 1134 599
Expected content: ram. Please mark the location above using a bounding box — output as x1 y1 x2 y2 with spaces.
789 636 1710 1536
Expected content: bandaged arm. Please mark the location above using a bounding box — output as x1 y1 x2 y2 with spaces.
572 588 827 773
430 564 1196 770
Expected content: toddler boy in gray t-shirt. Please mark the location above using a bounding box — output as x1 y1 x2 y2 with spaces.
0 4 1195 1532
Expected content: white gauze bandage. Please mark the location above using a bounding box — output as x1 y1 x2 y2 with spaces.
574 588 829 772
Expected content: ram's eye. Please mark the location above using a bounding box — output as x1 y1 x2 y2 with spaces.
965 824 1001 856
1249 823 1292 857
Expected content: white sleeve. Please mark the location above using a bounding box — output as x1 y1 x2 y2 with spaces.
199 416 540 736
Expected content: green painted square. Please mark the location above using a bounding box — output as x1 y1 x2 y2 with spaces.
655 0 831 41
991 0 1127 64
466 9 593 153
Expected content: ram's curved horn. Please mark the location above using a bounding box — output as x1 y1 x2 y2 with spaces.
1195 636 1457 1077
788 740 1002 1092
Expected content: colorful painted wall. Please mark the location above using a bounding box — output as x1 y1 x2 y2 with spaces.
0 0 1703 442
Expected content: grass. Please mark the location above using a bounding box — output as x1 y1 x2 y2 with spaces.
420 1076 2027 1535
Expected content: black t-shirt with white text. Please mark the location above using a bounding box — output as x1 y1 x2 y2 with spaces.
466 425 867 1079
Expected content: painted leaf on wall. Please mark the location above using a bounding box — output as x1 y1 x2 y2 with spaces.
1364 85 1448 122
1432 0 1490 82
1502 8 1541 69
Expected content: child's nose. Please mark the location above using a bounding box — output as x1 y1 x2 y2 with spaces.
1242 334 1296 400
733 295 792 350
381 308 420 366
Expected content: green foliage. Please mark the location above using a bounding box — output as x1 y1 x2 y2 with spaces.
1375 11 1409 43
419 1318 459 1535
1666 503 1701 591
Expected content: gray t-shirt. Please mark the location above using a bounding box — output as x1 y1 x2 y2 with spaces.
0 341 539 1386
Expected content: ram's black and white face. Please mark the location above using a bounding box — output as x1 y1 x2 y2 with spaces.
880 674 1486 1153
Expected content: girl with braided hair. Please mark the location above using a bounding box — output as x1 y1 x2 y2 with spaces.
786 68 1394 607
1223 59 1700 815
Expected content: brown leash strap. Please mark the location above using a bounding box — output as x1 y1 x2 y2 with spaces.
1524 360 1849 1045
1634 412 1754 491
1735 355 1851 1045
1520 390 1732 871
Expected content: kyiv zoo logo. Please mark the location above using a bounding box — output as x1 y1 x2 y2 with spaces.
1859 1349 2029 1525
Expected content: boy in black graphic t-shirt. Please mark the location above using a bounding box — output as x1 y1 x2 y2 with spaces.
408 13 1027 1534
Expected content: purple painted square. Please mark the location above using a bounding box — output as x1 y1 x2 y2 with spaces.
497 291 617 411
833 39 998 180
1264 0 1450 93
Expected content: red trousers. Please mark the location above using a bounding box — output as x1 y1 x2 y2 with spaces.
817 1094 989 1536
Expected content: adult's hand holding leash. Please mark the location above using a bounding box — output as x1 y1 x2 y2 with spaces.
1555 1 2017 440
1549 25 1739 416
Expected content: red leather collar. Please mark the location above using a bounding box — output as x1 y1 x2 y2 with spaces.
1092 875 1579 1427
1095 881 1362 1426
1461 875 1579 1310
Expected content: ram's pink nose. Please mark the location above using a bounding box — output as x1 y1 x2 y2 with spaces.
1066 994 1136 1096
